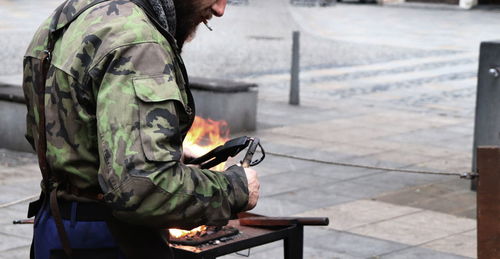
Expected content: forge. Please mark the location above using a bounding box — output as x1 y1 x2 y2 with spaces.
168 213 329 259
169 225 240 246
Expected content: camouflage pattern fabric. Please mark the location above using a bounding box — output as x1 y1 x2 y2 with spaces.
22 0 249 229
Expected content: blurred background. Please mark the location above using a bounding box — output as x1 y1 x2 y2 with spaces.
2 0 500 258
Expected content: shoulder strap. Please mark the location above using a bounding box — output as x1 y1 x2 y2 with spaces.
35 0 110 257
37 0 110 192
36 3 72 255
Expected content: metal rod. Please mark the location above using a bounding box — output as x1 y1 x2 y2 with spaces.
290 31 300 106
13 218 35 224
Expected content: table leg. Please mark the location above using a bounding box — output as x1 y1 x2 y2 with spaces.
284 225 303 259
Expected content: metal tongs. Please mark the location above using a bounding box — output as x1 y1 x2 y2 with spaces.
186 136 265 169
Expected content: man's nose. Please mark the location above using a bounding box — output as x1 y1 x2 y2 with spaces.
211 0 227 17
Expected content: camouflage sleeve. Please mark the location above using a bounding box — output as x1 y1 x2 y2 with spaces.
93 41 249 229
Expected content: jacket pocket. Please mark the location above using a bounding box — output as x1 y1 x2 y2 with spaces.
133 75 187 162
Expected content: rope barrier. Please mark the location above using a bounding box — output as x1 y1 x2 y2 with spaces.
265 151 467 176
0 194 38 209
0 152 470 209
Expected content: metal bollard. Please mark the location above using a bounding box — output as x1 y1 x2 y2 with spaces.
471 41 500 190
290 31 300 106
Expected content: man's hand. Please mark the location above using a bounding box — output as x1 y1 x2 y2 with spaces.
243 167 260 211
182 147 201 168
182 147 198 163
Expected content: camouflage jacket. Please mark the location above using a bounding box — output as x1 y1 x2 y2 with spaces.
22 0 249 229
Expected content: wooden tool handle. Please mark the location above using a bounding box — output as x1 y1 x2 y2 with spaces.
239 217 329 227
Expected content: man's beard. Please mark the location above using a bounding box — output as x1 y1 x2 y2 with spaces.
173 0 212 51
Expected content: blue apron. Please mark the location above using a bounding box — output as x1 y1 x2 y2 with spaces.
33 201 125 259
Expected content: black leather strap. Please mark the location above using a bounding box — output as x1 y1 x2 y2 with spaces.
36 0 112 257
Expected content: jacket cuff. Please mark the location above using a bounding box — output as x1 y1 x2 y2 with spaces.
223 165 249 213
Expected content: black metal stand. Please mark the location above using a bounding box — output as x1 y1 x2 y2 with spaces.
171 220 304 259
284 225 303 259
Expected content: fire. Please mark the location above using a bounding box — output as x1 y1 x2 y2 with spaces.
183 116 230 171
169 225 207 238
169 116 229 238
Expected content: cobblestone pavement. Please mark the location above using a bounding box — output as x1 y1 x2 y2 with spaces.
1 0 498 258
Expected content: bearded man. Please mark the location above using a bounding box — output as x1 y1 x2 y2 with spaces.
22 0 260 258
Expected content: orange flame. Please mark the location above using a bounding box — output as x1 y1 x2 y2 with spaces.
169 225 207 238
184 116 230 171
168 117 230 238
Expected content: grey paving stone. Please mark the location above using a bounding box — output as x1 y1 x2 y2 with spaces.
274 185 356 209
221 245 363 259
380 246 472 259
382 129 456 148
444 124 474 136
0 170 40 184
0 232 30 252
217 240 282 259
0 245 30 259
251 195 314 216
342 155 413 173
0 149 37 167
0 205 33 240
374 183 456 204
349 171 451 193
0 207 32 236
407 191 476 218
422 230 476 258
0 184 38 205
302 164 381 180
430 136 473 153
317 179 403 199
454 208 476 219
1 201 32 213
0 223 33 242
288 148 358 165
256 102 331 127
259 170 339 197
252 142 301 160
0 201 33 214
252 153 321 176
259 140 356 163
306 229 410 258
218 241 283 259
409 158 470 175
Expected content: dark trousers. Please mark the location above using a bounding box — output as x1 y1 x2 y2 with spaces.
31 201 125 259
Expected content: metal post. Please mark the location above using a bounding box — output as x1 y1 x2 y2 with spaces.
471 41 500 190
290 31 300 106
477 146 500 259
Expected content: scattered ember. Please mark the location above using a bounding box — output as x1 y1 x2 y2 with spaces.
169 226 240 246
169 225 208 239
